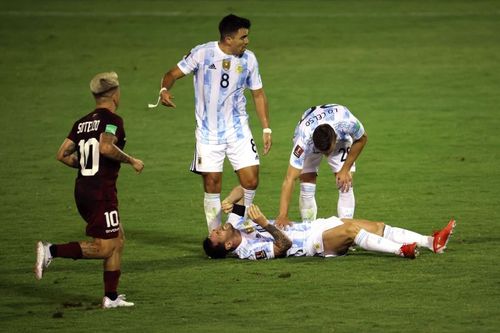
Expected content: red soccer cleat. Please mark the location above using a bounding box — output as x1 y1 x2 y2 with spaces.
399 242 419 259
433 219 456 253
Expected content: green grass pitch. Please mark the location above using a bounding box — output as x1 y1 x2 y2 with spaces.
1 0 500 332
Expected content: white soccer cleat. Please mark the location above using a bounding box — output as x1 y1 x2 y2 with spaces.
102 294 135 309
34 241 52 280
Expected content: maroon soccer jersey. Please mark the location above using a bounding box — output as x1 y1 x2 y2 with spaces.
68 108 126 187
67 108 126 238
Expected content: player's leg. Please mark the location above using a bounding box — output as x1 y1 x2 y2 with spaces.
236 165 259 213
336 176 355 218
321 223 354 256
380 219 456 253
299 172 318 222
343 218 436 251
34 200 120 280
229 134 260 220
101 226 133 308
382 224 433 250
202 172 223 232
328 139 355 218
190 142 226 232
35 234 117 280
299 153 321 221
324 221 418 258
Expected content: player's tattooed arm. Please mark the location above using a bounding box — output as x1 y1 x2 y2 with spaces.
248 204 292 258
56 138 78 168
100 132 131 163
100 132 144 173
263 223 292 258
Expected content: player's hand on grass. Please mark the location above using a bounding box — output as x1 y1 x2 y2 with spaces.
160 90 176 108
130 158 144 174
248 204 268 227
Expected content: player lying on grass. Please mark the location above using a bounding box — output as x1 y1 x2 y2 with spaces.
203 186 456 260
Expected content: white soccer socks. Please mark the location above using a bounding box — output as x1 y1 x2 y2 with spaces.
204 192 221 232
354 229 401 255
299 183 317 222
337 187 355 218
383 225 433 250
242 187 256 220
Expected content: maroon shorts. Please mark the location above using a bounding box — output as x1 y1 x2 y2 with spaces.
74 182 120 239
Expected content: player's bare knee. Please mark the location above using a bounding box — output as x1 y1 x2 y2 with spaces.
203 176 222 193
345 223 361 239
375 222 385 236
117 237 125 251
299 173 317 183
240 178 258 190
94 240 115 258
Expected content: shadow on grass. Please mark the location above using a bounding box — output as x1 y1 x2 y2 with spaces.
126 226 206 255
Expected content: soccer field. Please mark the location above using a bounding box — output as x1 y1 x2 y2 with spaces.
1 0 500 332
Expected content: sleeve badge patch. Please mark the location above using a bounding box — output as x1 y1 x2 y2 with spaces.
293 145 304 158
105 124 118 135
255 250 267 260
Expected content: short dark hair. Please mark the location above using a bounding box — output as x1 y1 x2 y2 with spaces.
203 237 228 259
312 124 336 152
219 14 251 40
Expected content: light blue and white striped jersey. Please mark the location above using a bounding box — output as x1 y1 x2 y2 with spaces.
289 104 365 169
227 214 312 260
177 41 263 145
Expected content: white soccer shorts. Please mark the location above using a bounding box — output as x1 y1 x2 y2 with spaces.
190 136 260 173
302 138 356 174
305 216 344 257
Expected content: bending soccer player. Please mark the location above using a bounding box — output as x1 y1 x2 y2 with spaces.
203 186 456 260
277 103 367 227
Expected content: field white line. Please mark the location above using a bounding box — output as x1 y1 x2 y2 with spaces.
0 10 499 18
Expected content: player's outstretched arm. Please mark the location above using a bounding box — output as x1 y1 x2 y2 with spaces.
99 132 144 174
56 138 78 168
221 185 245 213
160 66 185 108
248 204 291 258
276 165 302 228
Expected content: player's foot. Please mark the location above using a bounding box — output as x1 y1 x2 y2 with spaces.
34 241 52 280
102 294 135 309
399 242 419 259
433 219 456 253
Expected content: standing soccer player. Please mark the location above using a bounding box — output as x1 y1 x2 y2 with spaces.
276 103 367 227
34 72 144 309
158 14 271 232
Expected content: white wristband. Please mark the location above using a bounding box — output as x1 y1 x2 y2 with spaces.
263 128 272 134
147 87 168 109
